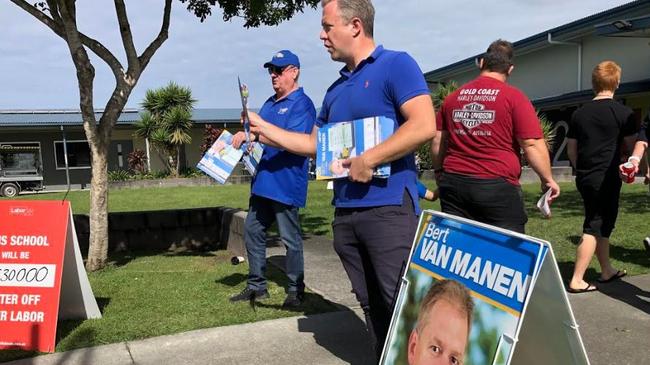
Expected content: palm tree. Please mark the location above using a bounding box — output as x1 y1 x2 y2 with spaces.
164 106 193 177
133 111 157 172
537 112 556 152
430 81 459 109
136 82 196 177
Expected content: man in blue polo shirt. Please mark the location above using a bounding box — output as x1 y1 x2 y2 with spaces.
230 50 316 308
246 0 436 358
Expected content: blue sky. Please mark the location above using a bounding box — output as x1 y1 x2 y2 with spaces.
0 0 633 110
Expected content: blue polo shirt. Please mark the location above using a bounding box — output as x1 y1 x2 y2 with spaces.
252 87 316 207
316 46 429 210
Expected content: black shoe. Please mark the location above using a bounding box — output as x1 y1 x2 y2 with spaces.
230 287 269 302
282 292 304 308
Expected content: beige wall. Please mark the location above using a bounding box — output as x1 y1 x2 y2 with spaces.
510 45 579 99
431 35 650 101
581 36 650 89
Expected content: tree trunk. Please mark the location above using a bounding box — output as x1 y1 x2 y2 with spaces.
86 143 109 271
176 145 181 177
10 0 173 272
145 137 151 173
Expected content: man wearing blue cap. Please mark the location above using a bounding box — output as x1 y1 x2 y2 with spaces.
230 50 316 307
245 0 436 359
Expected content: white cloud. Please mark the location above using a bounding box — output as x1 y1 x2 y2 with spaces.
0 0 634 110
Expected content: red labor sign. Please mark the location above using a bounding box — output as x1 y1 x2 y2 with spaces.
0 200 70 352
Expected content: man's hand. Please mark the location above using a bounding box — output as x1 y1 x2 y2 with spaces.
618 161 640 181
231 131 247 149
423 188 439 202
342 155 374 183
542 179 561 202
247 111 269 137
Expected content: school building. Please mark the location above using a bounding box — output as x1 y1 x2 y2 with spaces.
424 0 650 166
0 109 241 187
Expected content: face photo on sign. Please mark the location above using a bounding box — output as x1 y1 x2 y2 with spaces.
382 270 518 365
407 279 473 365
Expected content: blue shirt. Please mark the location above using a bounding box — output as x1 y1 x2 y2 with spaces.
316 46 429 210
252 87 316 207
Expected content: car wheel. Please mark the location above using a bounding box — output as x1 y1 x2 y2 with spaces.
1 183 20 198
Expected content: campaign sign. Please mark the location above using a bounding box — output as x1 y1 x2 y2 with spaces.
381 210 546 365
0 200 100 352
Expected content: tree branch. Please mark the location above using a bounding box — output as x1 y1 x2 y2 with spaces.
56 0 99 138
45 0 63 24
114 0 139 72
138 0 172 71
79 33 125 79
10 0 65 38
10 0 125 81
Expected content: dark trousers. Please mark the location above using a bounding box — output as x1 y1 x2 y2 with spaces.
438 172 528 234
577 178 622 238
332 192 417 359
244 195 304 293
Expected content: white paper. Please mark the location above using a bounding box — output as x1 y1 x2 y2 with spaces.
536 189 553 218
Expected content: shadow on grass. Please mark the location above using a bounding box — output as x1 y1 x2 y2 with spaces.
215 273 247 287
108 249 217 268
561 235 650 277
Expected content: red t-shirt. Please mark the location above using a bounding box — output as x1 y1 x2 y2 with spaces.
440 75 542 185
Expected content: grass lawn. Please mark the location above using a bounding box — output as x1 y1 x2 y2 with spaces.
7 180 650 277
0 250 339 362
1 179 648 361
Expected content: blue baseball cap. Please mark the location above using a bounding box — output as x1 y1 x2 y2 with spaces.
263 50 300 69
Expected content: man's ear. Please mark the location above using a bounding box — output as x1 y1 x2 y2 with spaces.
350 17 363 37
478 58 484 70
407 329 418 364
507 64 514 76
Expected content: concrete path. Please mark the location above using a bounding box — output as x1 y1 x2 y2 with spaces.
4 235 649 365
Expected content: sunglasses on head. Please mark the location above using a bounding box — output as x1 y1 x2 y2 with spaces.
267 65 291 75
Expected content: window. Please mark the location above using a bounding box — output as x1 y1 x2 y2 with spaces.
0 143 41 172
54 140 91 169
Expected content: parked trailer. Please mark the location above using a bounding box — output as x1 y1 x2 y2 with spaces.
0 144 45 197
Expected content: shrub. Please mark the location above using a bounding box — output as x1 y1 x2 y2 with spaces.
180 167 203 178
200 124 223 155
415 82 459 172
128 149 147 174
108 169 132 182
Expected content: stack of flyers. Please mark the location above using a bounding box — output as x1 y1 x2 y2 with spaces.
198 80 265 183
241 141 264 177
316 116 395 180
197 130 243 184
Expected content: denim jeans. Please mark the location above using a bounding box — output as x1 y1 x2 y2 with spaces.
245 195 304 293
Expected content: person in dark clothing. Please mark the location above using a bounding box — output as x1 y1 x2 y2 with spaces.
619 112 650 255
566 60 638 293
